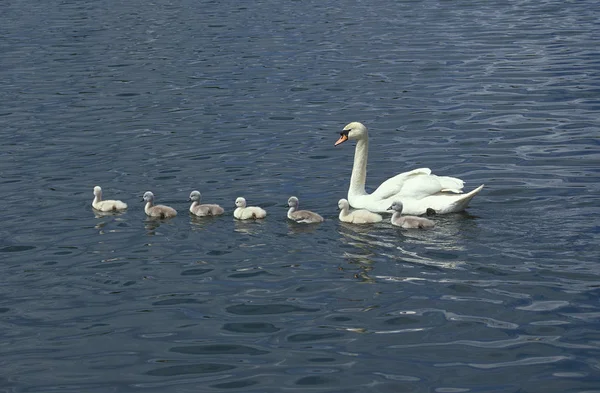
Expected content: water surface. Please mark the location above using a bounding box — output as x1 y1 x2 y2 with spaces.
1 0 599 392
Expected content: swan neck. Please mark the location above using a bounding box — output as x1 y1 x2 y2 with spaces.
287 207 295 219
349 138 368 195
145 201 153 214
338 205 349 220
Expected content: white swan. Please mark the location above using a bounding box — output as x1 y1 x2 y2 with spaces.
189 190 224 217
92 186 128 212
287 196 324 224
338 198 382 224
334 122 484 215
389 201 435 229
234 197 267 220
143 191 177 218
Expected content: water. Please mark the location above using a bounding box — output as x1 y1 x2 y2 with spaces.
1 0 599 391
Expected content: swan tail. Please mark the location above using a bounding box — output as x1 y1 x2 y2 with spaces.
445 184 484 213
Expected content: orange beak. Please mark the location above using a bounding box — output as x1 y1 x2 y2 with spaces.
334 134 348 146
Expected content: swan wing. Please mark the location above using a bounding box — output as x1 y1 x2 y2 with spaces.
372 169 466 201
290 210 323 224
370 168 434 200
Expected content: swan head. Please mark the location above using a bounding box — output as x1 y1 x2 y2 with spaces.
142 191 155 202
93 186 102 196
338 198 350 210
335 122 368 146
388 201 403 213
189 190 201 202
288 196 299 208
235 197 247 208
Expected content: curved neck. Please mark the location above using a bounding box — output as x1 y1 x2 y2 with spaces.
145 201 153 213
287 206 296 218
349 138 368 196
93 195 101 204
338 205 349 219
190 201 199 211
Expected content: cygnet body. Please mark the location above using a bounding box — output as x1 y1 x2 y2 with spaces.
287 196 324 224
338 198 382 224
143 191 177 218
389 201 435 229
234 197 267 220
188 190 224 217
92 186 128 212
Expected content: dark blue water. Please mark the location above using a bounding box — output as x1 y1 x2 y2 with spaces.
1 0 599 392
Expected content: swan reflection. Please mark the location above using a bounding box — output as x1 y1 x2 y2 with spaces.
287 221 321 235
233 219 266 235
338 213 481 271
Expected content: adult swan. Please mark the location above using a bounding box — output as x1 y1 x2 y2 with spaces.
334 122 484 215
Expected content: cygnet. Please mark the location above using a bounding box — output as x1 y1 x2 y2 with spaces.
287 196 324 224
92 186 128 212
338 198 382 224
142 191 177 218
189 190 224 217
389 201 435 229
234 197 267 220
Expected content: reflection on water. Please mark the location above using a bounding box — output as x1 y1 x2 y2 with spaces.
189 214 222 231
92 210 127 220
233 219 267 235
144 216 176 234
337 214 481 272
287 221 322 235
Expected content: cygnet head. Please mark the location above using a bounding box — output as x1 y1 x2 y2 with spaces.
389 201 403 213
335 122 368 146
288 196 299 208
189 190 201 202
235 197 247 208
143 191 155 202
93 186 102 196
338 198 350 210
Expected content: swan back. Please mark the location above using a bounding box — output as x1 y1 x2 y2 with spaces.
287 196 324 224
143 191 177 218
92 186 128 211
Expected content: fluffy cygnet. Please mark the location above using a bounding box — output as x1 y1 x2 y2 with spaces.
142 191 177 218
389 201 435 229
338 198 382 224
287 196 324 224
92 186 128 212
234 197 267 220
188 190 224 217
